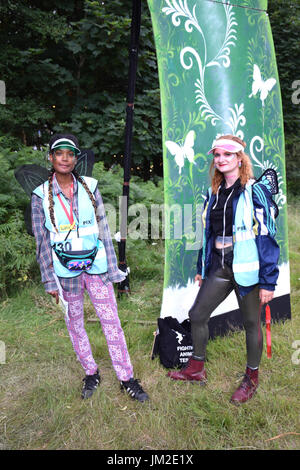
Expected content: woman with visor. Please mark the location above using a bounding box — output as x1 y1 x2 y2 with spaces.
31 133 149 402
168 134 279 404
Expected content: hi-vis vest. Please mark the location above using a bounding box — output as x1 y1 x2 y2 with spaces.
232 182 259 286
202 181 259 287
33 177 108 278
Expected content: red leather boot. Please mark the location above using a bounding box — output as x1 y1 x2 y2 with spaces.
230 367 259 404
168 357 207 383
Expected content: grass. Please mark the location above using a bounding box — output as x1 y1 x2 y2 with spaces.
0 208 299 451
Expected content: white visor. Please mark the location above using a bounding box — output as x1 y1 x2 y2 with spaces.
208 138 244 155
51 138 80 154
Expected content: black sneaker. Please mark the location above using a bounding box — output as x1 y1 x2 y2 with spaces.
120 378 149 403
81 369 101 399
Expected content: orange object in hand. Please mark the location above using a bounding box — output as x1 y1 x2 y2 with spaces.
265 304 272 358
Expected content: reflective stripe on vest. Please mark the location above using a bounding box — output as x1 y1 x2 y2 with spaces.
234 229 256 242
232 260 260 273
232 182 259 286
201 183 259 286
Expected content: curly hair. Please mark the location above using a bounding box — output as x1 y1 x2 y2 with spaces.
209 134 254 194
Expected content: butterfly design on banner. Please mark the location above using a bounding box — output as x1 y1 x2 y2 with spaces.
165 130 196 174
249 64 276 107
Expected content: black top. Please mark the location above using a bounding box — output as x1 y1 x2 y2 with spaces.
210 179 241 237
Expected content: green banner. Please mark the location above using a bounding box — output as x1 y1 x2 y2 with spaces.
147 0 290 322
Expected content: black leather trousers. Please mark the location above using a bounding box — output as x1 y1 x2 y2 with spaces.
189 248 263 368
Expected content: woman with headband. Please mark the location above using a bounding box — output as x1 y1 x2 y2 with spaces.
168 134 279 404
31 133 149 402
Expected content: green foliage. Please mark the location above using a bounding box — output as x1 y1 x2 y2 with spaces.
0 0 296 185
0 139 46 219
0 141 46 295
93 160 163 209
268 1 300 194
0 212 38 296
0 0 162 178
93 160 164 239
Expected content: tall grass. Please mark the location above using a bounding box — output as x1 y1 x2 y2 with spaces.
0 206 299 450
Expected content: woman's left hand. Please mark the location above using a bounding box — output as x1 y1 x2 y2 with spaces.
259 288 274 305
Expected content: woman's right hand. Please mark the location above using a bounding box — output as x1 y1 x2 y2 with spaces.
194 274 202 287
48 290 59 304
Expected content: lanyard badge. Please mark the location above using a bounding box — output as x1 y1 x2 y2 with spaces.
57 181 76 239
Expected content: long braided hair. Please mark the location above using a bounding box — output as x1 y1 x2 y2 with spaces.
47 134 100 233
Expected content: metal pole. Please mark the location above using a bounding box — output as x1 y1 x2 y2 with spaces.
118 0 141 296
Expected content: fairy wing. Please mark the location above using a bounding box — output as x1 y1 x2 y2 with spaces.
255 168 279 195
15 149 95 196
24 204 34 236
14 164 49 236
14 164 49 197
74 149 95 177
15 150 95 236
254 168 279 218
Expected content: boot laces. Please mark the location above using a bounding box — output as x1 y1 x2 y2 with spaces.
239 373 254 391
183 358 194 370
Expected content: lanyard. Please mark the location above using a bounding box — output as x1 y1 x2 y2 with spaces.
57 181 75 228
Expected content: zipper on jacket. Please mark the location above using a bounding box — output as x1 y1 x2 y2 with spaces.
221 188 234 268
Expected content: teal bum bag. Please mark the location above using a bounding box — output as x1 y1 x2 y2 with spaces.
53 239 99 272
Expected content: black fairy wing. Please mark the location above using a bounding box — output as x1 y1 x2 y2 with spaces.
15 164 49 197
15 150 95 196
15 150 95 236
254 168 279 195
74 149 95 177
24 204 34 236
15 164 49 236
253 168 279 218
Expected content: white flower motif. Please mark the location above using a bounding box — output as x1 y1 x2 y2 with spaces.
95 304 115 320
163 1 246 135
226 103 246 139
78 338 90 354
109 345 123 362
103 325 119 342
89 283 109 300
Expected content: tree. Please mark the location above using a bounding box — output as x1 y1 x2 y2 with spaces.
0 1 298 185
269 0 300 193
0 0 161 179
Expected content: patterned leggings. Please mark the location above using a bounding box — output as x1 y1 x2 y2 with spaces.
63 273 133 381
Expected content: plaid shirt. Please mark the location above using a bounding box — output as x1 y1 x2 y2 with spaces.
31 174 125 293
